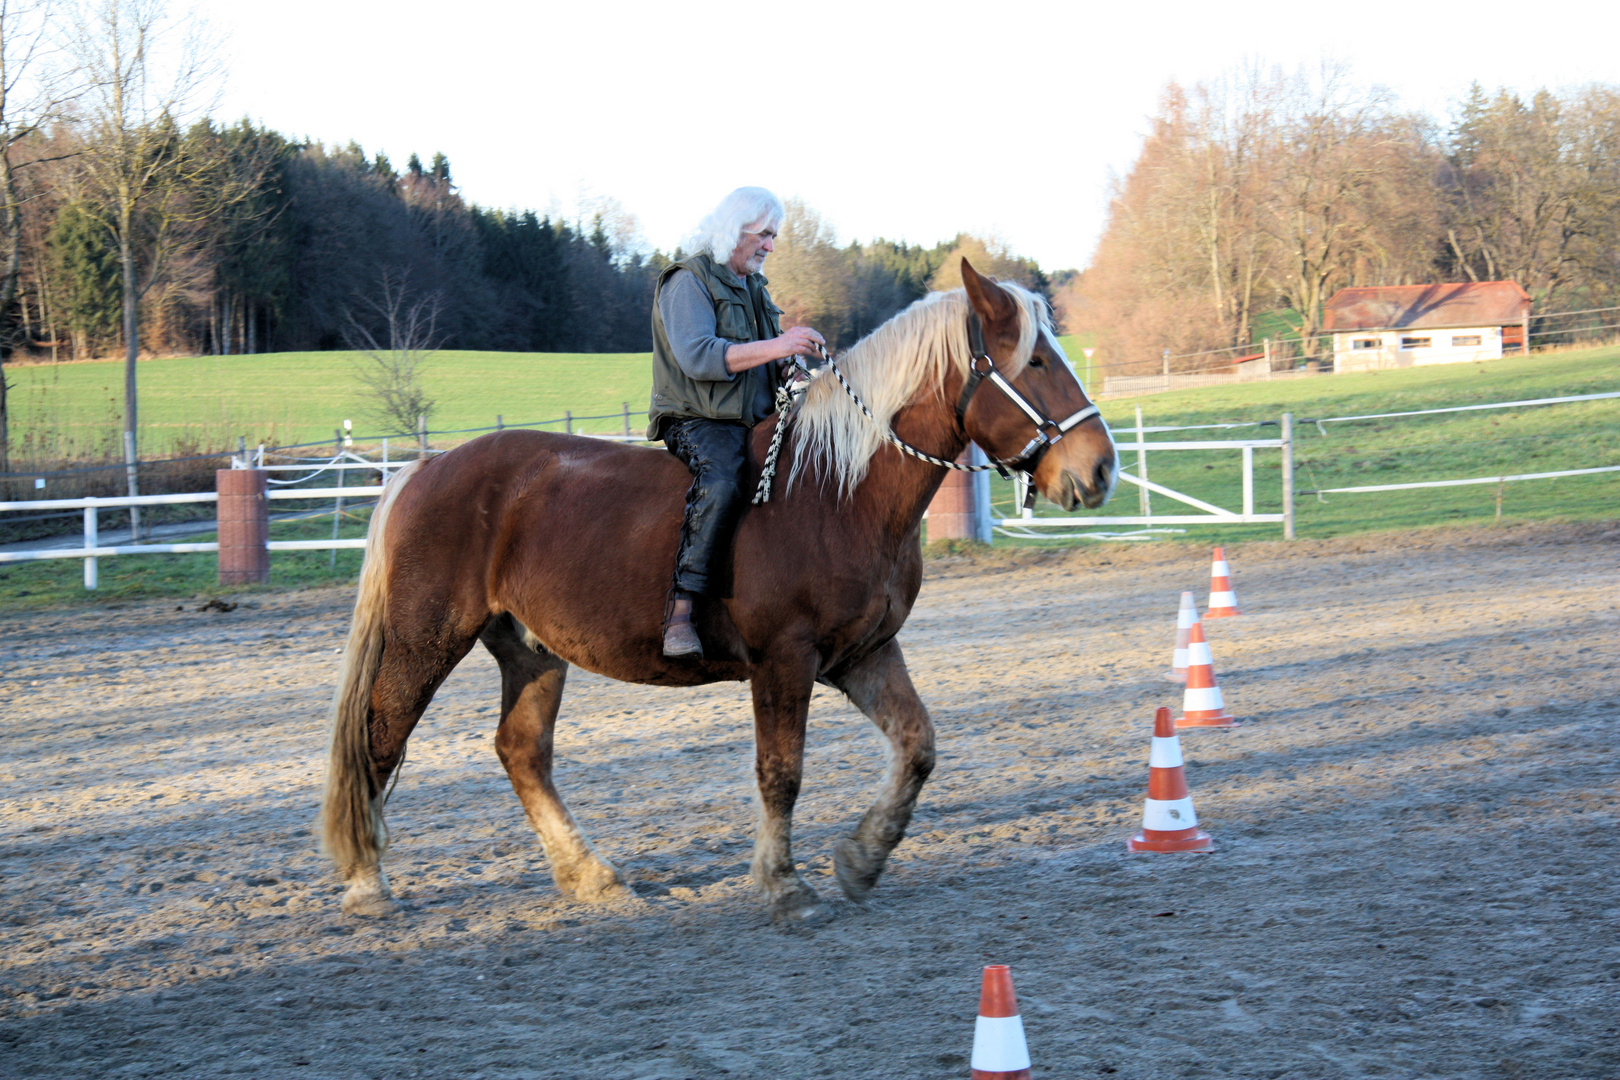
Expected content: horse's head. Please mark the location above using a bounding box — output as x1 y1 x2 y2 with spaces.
958 260 1117 510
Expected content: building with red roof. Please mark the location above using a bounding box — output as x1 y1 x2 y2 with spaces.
1324 282 1531 372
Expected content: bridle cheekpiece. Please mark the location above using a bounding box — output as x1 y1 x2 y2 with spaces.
956 311 1103 507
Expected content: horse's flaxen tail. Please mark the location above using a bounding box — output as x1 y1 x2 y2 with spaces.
320 458 422 877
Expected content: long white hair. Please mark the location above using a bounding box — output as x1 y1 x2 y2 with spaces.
685 187 784 266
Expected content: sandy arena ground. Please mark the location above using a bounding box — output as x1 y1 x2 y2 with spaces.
1 521 1617 1079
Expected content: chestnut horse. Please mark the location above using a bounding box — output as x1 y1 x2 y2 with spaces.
321 261 1117 924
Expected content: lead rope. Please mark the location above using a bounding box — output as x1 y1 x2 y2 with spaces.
752 380 802 505
752 344 999 506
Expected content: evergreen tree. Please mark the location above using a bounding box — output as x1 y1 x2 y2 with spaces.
46 202 121 358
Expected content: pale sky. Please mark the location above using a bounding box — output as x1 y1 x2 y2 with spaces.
192 0 1619 272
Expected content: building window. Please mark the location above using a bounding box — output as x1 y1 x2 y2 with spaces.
1351 338 1380 350
1451 334 1482 346
1400 336 1432 349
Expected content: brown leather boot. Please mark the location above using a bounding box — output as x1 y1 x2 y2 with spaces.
662 594 702 659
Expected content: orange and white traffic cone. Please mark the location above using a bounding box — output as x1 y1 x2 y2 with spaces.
1205 546 1241 618
1167 591 1198 682
1176 622 1238 729
970 965 1032 1080
1128 706 1214 852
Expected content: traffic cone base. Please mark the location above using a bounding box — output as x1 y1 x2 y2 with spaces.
1128 827 1213 853
1205 546 1242 617
971 966 1032 1080
1127 707 1215 853
1176 714 1239 728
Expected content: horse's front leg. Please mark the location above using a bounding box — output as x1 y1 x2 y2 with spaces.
749 648 834 926
826 638 937 901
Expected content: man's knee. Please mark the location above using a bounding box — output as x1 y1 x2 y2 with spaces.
701 475 744 504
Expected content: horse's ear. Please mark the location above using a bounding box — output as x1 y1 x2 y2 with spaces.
961 258 1017 326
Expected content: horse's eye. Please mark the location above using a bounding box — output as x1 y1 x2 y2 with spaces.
1029 356 1045 369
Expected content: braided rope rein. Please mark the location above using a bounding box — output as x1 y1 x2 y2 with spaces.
752 345 997 506
751 380 802 505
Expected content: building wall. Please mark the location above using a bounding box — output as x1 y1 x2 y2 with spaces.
1333 326 1505 373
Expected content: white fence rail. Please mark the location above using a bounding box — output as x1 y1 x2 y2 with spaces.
0 483 390 587
996 414 1296 539
1307 464 1620 496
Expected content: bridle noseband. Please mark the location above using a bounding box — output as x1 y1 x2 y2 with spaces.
751 311 1104 509
955 312 1103 507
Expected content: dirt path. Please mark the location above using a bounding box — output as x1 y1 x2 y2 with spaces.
2 522 1616 1079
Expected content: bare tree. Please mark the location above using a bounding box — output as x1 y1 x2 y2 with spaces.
1077 83 1256 372
765 199 850 342
928 233 1042 293
343 269 441 436
1178 70 1278 352
64 0 221 535
0 0 80 474
1258 67 1405 355
1444 84 1620 306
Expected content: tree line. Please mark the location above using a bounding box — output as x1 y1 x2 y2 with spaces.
24 128 666 362
21 138 1050 363
1072 67 1620 373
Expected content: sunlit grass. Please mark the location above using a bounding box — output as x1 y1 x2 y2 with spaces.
7 350 655 456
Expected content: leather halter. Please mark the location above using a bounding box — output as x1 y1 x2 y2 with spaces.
957 312 1103 507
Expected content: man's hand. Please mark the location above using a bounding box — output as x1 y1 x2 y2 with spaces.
724 325 826 374
774 325 825 361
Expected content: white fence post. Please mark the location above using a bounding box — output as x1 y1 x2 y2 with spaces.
83 499 98 590
1242 445 1255 518
123 430 141 540
330 429 344 569
1135 404 1150 519
971 443 992 543
1282 413 1295 540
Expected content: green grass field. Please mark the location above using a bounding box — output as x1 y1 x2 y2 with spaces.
8 338 1108 458
7 349 656 457
1 340 1614 610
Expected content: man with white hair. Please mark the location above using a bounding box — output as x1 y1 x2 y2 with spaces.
649 186 825 659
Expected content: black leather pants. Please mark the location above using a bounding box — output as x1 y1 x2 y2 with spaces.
665 418 751 596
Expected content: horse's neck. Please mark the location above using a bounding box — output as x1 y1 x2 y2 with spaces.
850 391 967 538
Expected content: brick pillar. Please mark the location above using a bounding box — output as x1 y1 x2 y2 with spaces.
926 447 989 542
217 468 269 585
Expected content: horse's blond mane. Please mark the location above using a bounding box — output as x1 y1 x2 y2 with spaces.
787 282 1048 498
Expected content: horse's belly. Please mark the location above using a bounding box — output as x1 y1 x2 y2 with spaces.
510 611 751 689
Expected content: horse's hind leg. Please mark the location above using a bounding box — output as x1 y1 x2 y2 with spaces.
825 638 937 901
337 637 475 916
481 615 632 903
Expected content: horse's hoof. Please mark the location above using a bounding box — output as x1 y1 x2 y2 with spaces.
561 862 635 904
577 878 638 905
341 892 403 918
833 838 882 901
771 892 836 928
